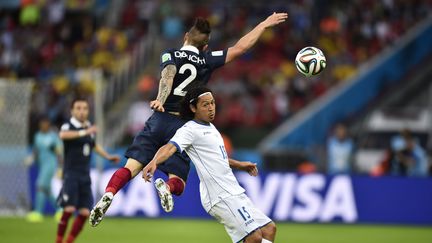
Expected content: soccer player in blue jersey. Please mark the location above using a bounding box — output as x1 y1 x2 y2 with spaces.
26 116 63 223
56 99 121 243
90 12 288 227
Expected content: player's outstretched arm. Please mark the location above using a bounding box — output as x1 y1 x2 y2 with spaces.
142 143 178 182
59 125 97 140
94 144 121 164
228 158 259 176
150 64 177 112
225 12 288 63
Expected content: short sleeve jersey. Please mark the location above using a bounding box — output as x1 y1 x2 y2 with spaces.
160 45 227 112
60 117 95 176
169 120 245 212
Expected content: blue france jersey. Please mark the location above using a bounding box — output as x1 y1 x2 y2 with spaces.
60 117 95 177
160 45 227 112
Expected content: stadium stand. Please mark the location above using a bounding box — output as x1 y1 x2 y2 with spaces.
1 0 431 174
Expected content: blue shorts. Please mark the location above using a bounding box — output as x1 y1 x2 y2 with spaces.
125 111 191 181
57 174 93 210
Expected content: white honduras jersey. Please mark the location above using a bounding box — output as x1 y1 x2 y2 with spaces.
169 120 245 212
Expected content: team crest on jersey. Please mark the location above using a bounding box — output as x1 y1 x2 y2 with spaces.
162 53 172 62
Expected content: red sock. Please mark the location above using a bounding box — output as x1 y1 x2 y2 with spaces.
65 214 87 243
167 177 185 196
105 167 132 194
56 211 72 243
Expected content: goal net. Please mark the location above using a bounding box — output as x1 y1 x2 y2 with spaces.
0 80 34 216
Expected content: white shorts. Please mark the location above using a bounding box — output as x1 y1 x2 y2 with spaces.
208 193 272 243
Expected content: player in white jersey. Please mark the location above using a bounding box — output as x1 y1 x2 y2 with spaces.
142 87 276 243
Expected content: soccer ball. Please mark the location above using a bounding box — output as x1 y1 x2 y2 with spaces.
295 46 326 77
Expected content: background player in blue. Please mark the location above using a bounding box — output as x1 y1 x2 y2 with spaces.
26 116 63 223
90 12 288 227
56 98 120 243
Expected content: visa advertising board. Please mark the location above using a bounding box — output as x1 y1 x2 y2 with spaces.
30 169 432 224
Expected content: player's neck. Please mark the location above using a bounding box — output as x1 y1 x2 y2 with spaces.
193 118 210 126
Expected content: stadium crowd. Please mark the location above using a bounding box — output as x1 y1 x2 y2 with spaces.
1 0 431 147
0 0 147 134
151 0 431 129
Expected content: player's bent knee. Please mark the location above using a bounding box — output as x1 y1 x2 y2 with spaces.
63 206 76 213
125 158 144 177
244 229 263 243
78 208 90 217
167 176 185 196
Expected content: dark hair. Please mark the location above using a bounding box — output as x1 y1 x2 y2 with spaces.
70 97 89 109
180 86 213 120
187 18 211 50
191 18 211 34
38 115 51 123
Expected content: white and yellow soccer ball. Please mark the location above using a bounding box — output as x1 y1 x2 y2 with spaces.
295 46 327 77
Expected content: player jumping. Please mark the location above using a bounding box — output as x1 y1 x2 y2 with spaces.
90 12 288 227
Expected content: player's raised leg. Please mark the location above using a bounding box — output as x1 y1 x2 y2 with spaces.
154 178 174 212
153 174 185 212
89 158 142 227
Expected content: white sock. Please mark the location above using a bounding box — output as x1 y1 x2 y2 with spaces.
262 239 272 243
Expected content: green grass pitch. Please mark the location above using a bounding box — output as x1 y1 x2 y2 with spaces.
1 217 431 243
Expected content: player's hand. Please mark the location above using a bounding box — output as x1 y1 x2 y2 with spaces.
86 125 98 135
107 155 121 164
261 12 288 28
142 161 157 182
150 100 165 112
239 161 259 176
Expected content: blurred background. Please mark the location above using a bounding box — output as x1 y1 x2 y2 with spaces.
1 0 432 242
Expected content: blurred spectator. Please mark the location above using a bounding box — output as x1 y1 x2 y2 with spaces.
47 0 65 25
1 0 431 144
327 123 354 174
221 133 233 158
126 75 156 136
390 129 429 177
127 100 153 136
20 0 40 26
0 0 147 135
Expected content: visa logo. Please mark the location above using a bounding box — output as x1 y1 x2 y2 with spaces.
237 173 358 223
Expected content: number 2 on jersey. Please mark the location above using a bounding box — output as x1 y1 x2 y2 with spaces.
173 64 197 96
